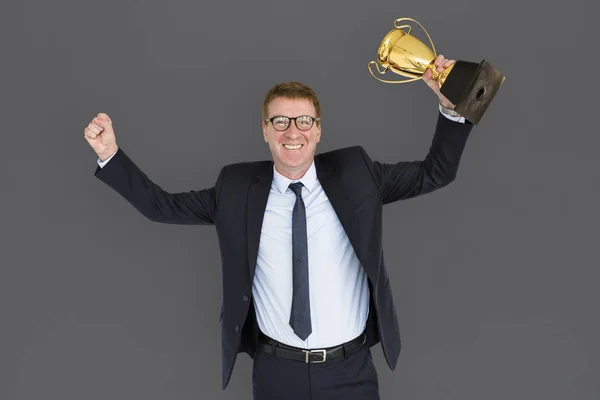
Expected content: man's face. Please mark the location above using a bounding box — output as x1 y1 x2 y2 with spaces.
262 97 321 179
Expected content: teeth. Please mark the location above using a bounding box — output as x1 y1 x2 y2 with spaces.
283 144 302 150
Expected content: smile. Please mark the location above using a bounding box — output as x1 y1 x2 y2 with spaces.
283 144 303 150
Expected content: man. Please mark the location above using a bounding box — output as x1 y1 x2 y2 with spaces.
84 55 474 399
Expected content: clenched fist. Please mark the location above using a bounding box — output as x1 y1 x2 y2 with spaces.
84 113 118 161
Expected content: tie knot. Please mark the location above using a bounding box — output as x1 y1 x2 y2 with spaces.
289 182 304 197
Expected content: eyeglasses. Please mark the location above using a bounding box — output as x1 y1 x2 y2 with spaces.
264 115 321 131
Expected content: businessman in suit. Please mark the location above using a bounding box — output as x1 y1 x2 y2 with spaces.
84 55 474 399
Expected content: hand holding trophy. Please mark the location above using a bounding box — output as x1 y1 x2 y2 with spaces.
422 55 458 109
368 17 505 124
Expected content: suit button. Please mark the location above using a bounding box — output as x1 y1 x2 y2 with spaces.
235 325 240 332
242 295 249 301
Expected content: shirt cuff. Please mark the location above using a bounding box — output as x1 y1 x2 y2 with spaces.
97 148 119 168
439 103 466 123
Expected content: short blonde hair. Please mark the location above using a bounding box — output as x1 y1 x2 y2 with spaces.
262 81 321 124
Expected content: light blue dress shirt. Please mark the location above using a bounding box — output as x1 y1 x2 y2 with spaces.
252 162 370 349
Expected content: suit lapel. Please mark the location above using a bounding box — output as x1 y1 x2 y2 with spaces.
247 164 273 280
246 157 362 281
315 157 357 251
316 156 375 280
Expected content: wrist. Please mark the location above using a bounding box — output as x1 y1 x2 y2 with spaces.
99 146 119 161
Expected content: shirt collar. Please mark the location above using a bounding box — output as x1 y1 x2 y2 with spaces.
272 161 317 194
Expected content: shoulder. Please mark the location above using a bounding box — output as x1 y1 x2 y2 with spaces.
315 145 367 164
315 146 377 183
217 159 273 183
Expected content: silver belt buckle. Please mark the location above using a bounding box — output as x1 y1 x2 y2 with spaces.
303 349 327 363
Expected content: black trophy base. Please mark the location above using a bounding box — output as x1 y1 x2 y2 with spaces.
440 60 505 125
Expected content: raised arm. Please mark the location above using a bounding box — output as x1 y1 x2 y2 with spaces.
362 112 473 205
85 113 220 224
361 55 477 204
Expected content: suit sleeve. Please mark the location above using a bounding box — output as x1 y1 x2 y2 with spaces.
362 112 474 205
94 148 221 225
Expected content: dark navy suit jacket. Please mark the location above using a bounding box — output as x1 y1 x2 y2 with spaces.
94 113 473 389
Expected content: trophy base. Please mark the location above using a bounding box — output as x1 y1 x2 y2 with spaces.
440 60 505 125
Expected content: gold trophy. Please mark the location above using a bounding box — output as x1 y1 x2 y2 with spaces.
368 17 505 124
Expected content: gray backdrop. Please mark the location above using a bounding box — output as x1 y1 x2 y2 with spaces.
1 0 598 399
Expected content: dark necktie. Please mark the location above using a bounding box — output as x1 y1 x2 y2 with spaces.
288 182 312 340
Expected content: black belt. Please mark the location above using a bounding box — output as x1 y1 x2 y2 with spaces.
257 332 367 364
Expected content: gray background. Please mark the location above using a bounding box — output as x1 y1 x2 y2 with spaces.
1 0 598 399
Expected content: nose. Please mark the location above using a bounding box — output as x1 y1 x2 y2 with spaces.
284 125 301 138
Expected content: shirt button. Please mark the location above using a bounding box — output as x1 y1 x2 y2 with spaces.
235 325 240 332
242 295 249 301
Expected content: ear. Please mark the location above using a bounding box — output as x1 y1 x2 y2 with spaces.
262 121 268 142
315 123 321 143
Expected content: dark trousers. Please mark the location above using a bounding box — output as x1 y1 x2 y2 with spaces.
252 338 380 400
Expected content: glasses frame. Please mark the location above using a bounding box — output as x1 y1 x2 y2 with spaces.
264 115 321 131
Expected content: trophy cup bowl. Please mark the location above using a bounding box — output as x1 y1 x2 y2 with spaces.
368 17 505 125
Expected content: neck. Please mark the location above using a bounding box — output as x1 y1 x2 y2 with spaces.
274 161 312 181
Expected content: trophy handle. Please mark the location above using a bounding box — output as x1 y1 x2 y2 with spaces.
368 61 422 84
393 23 412 36
394 17 437 58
